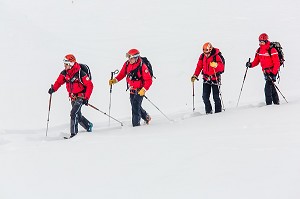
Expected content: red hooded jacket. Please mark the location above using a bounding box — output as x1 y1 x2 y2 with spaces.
194 48 225 81
251 41 280 74
116 57 152 90
52 62 93 100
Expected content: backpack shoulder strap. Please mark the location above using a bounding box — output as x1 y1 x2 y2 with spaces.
133 61 143 77
139 59 144 75
60 70 67 76
256 47 261 54
125 61 129 74
268 42 273 56
213 52 221 62
77 68 84 85
212 52 222 62
268 48 272 56
199 53 205 61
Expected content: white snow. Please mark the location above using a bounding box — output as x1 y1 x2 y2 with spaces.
1 0 300 198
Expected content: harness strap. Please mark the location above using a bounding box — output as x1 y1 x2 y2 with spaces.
70 93 85 101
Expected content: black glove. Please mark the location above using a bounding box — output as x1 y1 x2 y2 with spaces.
82 99 89 106
48 87 55 94
246 62 252 68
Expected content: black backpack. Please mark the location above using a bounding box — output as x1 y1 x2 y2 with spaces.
141 57 155 78
79 63 92 80
269 42 285 67
126 57 155 80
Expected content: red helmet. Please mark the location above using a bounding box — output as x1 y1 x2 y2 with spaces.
203 42 213 54
259 33 269 41
64 54 76 63
126 49 140 59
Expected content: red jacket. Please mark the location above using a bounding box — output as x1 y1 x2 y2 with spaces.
52 62 93 100
116 57 152 90
251 41 280 74
194 48 225 81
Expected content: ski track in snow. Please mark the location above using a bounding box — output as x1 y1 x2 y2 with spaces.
0 101 283 145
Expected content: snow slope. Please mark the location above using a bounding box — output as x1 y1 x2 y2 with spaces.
1 0 300 198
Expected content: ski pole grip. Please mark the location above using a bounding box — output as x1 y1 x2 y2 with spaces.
110 69 119 80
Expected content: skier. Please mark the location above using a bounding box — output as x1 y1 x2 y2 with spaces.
109 49 152 127
48 54 94 138
246 33 280 105
191 42 225 114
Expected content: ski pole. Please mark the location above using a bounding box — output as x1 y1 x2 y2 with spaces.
109 69 119 125
144 95 172 122
88 103 123 126
192 81 195 112
192 76 199 112
267 75 288 103
237 58 250 107
46 86 53 137
213 68 225 111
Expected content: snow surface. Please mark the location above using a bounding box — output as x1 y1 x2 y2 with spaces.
1 0 300 198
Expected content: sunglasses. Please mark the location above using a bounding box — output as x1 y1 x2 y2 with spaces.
203 49 211 54
126 53 140 59
63 59 72 66
259 40 267 43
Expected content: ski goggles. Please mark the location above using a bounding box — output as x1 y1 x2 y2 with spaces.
126 53 140 59
259 40 267 44
63 58 74 66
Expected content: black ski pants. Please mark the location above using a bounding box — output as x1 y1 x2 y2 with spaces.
70 98 91 135
202 82 222 114
130 91 148 127
264 80 279 105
